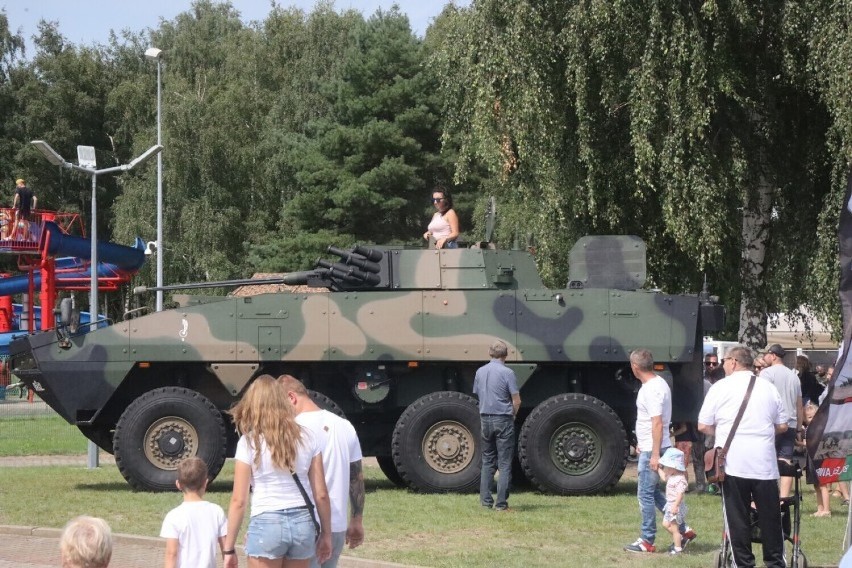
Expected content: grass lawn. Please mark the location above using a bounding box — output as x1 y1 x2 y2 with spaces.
0 458 846 567
0 413 88 456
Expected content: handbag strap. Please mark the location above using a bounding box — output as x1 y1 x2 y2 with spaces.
291 471 320 531
721 374 757 453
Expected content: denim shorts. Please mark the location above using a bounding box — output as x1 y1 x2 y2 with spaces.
776 428 796 460
245 507 316 560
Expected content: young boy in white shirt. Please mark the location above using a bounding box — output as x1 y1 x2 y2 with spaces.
160 457 228 568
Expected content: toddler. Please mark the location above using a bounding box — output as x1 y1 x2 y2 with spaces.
659 447 689 555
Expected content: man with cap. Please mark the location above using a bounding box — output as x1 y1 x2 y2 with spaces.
13 178 36 223
760 343 803 498
473 339 520 511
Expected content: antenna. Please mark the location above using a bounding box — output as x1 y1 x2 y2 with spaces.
484 196 496 243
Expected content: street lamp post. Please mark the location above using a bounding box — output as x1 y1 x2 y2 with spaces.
31 140 161 468
32 140 162 329
145 47 164 312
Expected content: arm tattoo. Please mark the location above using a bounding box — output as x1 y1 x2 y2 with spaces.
349 459 365 517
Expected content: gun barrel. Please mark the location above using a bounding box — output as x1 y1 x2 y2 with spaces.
133 274 317 295
352 245 384 263
327 246 381 273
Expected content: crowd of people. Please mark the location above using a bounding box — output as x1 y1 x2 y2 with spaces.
53 338 842 567
59 374 366 568
623 342 838 567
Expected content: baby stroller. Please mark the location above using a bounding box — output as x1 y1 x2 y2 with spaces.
713 461 807 567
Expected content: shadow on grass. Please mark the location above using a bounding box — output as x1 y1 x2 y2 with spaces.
74 479 236 493
362 475 643 496
74 482 136 492
365 478 400 491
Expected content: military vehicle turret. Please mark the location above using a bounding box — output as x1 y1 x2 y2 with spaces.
9 235 724 494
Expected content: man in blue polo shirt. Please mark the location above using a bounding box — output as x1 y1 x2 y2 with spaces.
473 340 521 511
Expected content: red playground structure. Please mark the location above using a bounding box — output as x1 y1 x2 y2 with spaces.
0 209 147 393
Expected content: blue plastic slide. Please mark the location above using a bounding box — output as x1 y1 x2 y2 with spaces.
0 222 145 297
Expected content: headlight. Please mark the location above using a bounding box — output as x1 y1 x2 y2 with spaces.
12 353 36 371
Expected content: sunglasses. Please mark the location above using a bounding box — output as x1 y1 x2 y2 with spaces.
704 362 718 367
431 198 446 203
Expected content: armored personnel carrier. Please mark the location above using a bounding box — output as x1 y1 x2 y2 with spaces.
9 235 723 494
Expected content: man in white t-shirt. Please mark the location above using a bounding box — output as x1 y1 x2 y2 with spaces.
624 349 694 553
278 375 365 568
759 343 803 498
698 345 788 568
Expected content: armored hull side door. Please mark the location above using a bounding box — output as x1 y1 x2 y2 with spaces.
516 288 610 362
608 291 696 363
234 293 334 362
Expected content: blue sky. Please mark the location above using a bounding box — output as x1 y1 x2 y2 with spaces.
2 0 469 52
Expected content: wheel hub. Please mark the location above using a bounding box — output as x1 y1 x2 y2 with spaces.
549 422 600 475
422 420 474 474
561 434 589 461
144 416 199 470
157 429 186 457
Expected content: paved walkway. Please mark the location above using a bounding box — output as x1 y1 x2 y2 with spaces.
0 455 417 567
0 525 415 568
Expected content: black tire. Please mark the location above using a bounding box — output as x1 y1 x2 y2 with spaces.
376 456 407 487
77 425 114 454
307 390 346 418
113 387 227 492
392 391 481 493
518 393 627 495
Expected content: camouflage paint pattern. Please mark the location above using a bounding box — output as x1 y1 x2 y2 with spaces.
10 237 722 494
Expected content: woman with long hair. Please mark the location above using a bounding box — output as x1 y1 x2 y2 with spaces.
423 186 460 249
223 375 331 568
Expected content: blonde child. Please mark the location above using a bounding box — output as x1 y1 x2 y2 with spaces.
160 457 227 568
659 447 689 555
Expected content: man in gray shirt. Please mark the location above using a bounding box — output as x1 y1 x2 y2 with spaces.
759 344 802 498
473 340 521 511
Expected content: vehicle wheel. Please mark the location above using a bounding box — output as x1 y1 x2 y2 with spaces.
392 391 481 492
77 425 114 454
113 387 227 492
376 456 407 487
308 390 346 418
518 393 627 495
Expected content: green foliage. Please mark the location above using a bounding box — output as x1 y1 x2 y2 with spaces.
280 7 456 252
0 10 25 191
433 0 835 344
1 0 851 339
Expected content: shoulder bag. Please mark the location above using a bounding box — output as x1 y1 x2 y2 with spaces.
704 374 757 484
292 471 321 538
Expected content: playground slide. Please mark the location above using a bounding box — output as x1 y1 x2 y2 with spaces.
0 222 146 297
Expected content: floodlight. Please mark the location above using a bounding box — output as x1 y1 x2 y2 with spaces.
145 47 163 60
127 144 163 170
144 241 157 256
77 145 96 169
31 140 67 167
